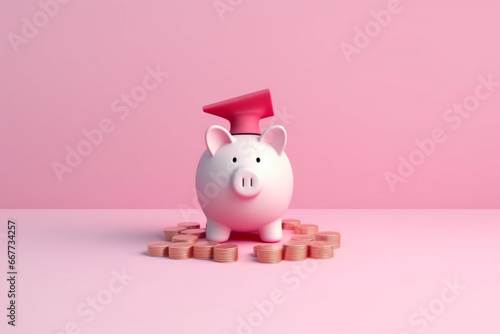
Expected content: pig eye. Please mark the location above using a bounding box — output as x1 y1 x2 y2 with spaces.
256 157 261 163
232 157 237 163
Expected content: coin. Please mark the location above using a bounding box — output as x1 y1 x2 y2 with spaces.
257 244 283 264
181 228 206 238
308 241 334 259
282 218 301 230
172 234 198 243
147 241 172 257
168 242 194 260
254 243 282 255
213 243 238 263
253 244 264 257
283 240 308 261
295 224 319 235
178 222 201 229
291 234 315 242
163 226 187 241
193 241 219 259
315 231 341 249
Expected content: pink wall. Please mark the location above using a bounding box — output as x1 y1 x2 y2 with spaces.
1 0 499 209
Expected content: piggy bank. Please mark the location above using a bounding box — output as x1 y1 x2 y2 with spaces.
195 90 293 242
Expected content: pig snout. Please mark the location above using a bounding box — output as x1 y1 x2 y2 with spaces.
231 168 261 198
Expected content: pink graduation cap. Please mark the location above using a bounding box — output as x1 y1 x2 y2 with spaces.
203 89 274 135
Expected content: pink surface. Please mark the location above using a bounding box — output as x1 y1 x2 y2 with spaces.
1 209 499 334
1 0 500 209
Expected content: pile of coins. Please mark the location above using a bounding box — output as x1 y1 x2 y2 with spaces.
315 231 341 249
282 218 301 230
254 244 283 263
172 234 198 243
295 224 319 235
213 244 238 263
147 241 172 257
253 219 341 263
181 228 207 238
163 226 187 241
193 241 219 260
147 218 341 264
168 243 194 260
147 222 237 263
283 240 309 261
308 241 334 259
178 222 200 229
290 234 315 242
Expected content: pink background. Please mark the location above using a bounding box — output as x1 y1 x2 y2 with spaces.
1 0 499 209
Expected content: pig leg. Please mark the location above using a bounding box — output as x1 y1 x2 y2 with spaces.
206 219 231 242
259 219 282 242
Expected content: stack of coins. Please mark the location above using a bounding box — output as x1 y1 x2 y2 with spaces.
172 234 198 243
253 244 262 257
168 243 194 259
163 226 187 241
257 244 283 264
193 241 219 259
213 244 238 263
295 224 319 235
308 241 334 259
282 218 301 230
147 241 172 257
315 231 341 249
291 234 315 242
181 228 207 239
150 220 342 264
178 222 201 229
283 240 308 261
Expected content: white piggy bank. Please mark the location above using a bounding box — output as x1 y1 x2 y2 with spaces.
195 125 293 242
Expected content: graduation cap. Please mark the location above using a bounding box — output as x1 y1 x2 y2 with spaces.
203 89 274 135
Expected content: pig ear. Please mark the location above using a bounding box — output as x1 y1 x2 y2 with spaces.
205 125 234 156
259 125 287 156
